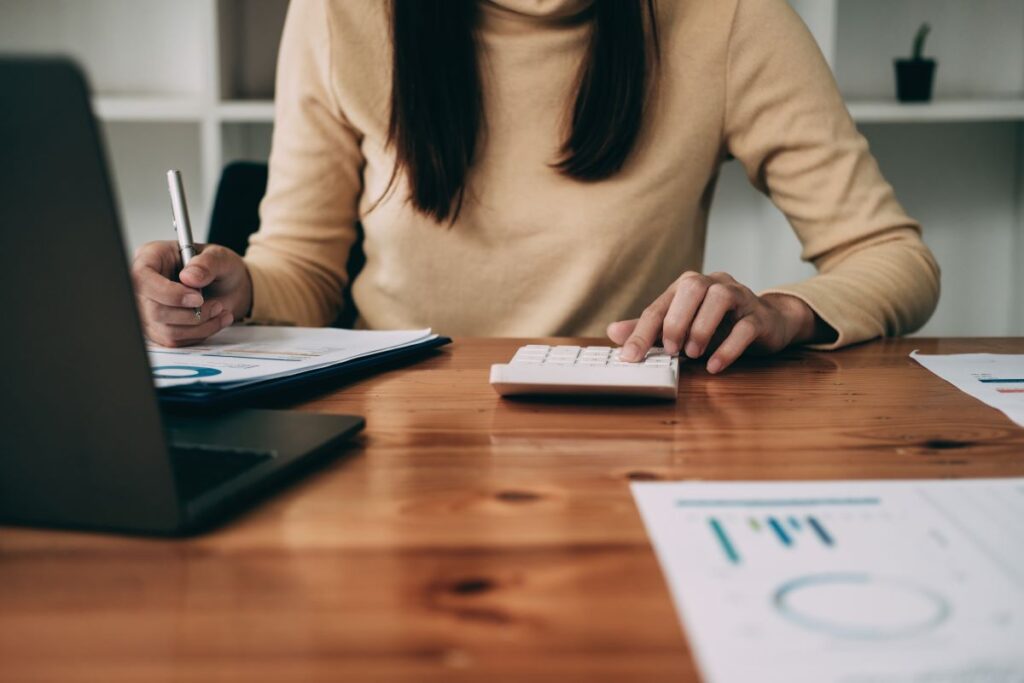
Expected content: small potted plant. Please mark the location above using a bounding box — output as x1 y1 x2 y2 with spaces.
894 23 937 103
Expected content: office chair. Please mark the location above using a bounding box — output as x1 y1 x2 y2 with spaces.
207 161 364 328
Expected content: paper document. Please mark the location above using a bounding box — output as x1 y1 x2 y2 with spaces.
148 327 436 388
632 479 1024 683
911 351 1024 427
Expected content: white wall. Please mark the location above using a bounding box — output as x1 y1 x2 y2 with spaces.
0 0 208 97
102 122 205 250
835 0 1024 100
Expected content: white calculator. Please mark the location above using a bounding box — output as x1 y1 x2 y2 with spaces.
490 345 680 400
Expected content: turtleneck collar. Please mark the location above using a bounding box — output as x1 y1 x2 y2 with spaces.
479 0 595 26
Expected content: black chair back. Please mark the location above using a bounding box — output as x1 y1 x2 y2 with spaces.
207 161 267 256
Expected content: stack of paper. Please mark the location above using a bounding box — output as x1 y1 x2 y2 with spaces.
148 327 438 389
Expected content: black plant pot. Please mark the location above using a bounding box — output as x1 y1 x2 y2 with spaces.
894 59 937 102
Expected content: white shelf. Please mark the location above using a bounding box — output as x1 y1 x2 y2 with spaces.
849 99 1024 123
92 96 205 122
90 98 1024 126
217 100 275 122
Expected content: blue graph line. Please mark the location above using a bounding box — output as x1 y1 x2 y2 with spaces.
709 518 740 564
977 378 1024 383
676 498 880 508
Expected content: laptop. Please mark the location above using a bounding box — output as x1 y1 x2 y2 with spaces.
0 57 365 535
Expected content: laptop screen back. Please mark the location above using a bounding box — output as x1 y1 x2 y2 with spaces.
0 58 182 532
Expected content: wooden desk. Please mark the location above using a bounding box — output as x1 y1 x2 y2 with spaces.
2 338 1024 682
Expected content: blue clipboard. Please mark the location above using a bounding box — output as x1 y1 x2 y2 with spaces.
158 336 452 411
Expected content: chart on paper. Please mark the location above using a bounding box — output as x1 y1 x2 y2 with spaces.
147 326 436 387
632 479 1024 683
911 351 1024 427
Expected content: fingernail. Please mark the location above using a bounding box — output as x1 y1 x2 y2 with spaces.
209 301 223 317
621 343 640 362
685 340 702 358
707 358 723 374
221 313 234 327
183 293 203 307
664 340 679 356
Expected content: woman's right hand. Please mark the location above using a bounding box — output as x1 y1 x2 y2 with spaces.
131 241 253 347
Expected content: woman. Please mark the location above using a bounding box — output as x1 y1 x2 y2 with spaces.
132 0 939 373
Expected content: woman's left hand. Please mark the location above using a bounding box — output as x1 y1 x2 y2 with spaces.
607 271 828 373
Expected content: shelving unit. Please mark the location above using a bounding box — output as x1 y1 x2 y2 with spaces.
707 0 1024 337
1 0 1021 335
0 0 287 252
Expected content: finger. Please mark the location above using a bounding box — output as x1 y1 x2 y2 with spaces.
179 244 233 289
132 263 203 308
142 297 225 326
133 240 183 275
150 312 233 347
685 283 740 358
621 293 673 362
706 271 737 285
606 319 638 346
661 275 712 356
706 316 761 374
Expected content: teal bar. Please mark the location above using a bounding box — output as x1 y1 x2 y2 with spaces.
768 516 793 547
807 516 835 546
709 518 740 564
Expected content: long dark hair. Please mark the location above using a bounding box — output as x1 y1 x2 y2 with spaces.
387 0 659 223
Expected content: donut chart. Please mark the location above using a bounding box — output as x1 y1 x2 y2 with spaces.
773 572 950 640
152 365 223 379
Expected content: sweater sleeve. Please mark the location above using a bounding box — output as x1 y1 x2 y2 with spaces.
243 0 362 326
722 0 940 349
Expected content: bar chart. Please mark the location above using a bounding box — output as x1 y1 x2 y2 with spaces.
975 373 1024 394
674 495 877 565
706 512 837 564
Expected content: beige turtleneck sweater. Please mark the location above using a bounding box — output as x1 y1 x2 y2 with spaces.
244 0 940 349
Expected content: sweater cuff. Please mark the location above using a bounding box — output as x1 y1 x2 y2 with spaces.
244 259 295 326
760 277 884 351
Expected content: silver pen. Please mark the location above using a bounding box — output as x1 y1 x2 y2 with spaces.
166 169 202 320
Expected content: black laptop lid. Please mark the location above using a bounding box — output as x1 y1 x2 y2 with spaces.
0 58 182 532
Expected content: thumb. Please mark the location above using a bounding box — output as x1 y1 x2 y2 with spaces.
180 245 229 289
606 319 639 346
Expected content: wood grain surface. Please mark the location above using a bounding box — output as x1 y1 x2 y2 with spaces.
2 337 1023 682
